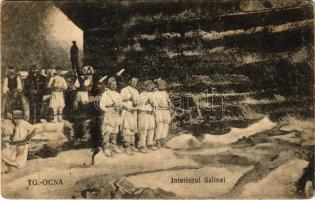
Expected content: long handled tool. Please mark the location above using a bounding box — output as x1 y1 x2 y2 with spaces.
9 129 39 146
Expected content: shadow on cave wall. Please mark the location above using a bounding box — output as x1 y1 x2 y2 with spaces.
1 1 83 75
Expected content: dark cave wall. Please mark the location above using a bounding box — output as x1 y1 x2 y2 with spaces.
56 0 315 124
77 0 314 95
1 1 83 74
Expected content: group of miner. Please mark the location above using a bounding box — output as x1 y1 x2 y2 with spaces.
97 76 172 157
1 41 173 170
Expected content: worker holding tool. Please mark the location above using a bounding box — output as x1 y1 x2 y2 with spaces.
99 77 122 157
153 79 172 147
120 76 140 155
137 80 158 152
2 110 39 171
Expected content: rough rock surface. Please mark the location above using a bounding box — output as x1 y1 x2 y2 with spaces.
166 134 201 149
72 173 176 199
202 116 276 145
28 121 72 158
2 116 313 199
241 159 309 198
272 131 303 144
126 165 253 198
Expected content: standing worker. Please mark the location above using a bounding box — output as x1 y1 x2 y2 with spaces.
120 77 140 155
99 77 122 157
137 80 158 153
24 64 47 123
47 67 68 122
2 67 23 117
153 79 172 147
70 41 79 74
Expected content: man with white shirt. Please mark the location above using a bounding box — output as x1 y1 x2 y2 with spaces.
137 80 158 153
120 77 140 155
2 110 39 171
99 77 122 157
47 67 68 122
153 79 172 147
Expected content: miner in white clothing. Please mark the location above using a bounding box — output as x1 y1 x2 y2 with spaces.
47 68 68 122
2 110 39 172
120 77 140 155
137 80 158 152
99 77 122 157
153 79 172 147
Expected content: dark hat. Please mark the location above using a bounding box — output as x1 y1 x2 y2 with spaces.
12 110 23 119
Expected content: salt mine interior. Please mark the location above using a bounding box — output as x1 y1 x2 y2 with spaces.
55 0 314 134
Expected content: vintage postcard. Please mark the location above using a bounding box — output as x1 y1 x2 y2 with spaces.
1 0 314 199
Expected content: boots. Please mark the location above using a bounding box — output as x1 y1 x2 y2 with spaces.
104 149 112 157
52 114 58 123
161 138 166 147
58 114 63 122
148 145 158 150
125 146 133 155
139 146 148 153
131 144 139 152
156 140 162 148
112 144 122 154
103 143 112 157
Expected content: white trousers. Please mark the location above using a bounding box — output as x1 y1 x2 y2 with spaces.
155 123 170 140
49 91 65 109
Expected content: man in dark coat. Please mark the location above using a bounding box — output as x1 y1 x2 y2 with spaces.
24 65 47 123
70 41 79 74
2 66 23 118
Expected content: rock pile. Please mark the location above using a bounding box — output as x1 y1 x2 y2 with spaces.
29 120 72 158
72 174 176 199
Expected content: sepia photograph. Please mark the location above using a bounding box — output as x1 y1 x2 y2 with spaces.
1 0 314 198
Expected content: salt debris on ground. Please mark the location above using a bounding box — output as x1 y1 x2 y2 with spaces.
166 134 201 149
202 116 276 144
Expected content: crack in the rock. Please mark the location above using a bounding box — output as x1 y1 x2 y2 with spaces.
124 166 202 177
